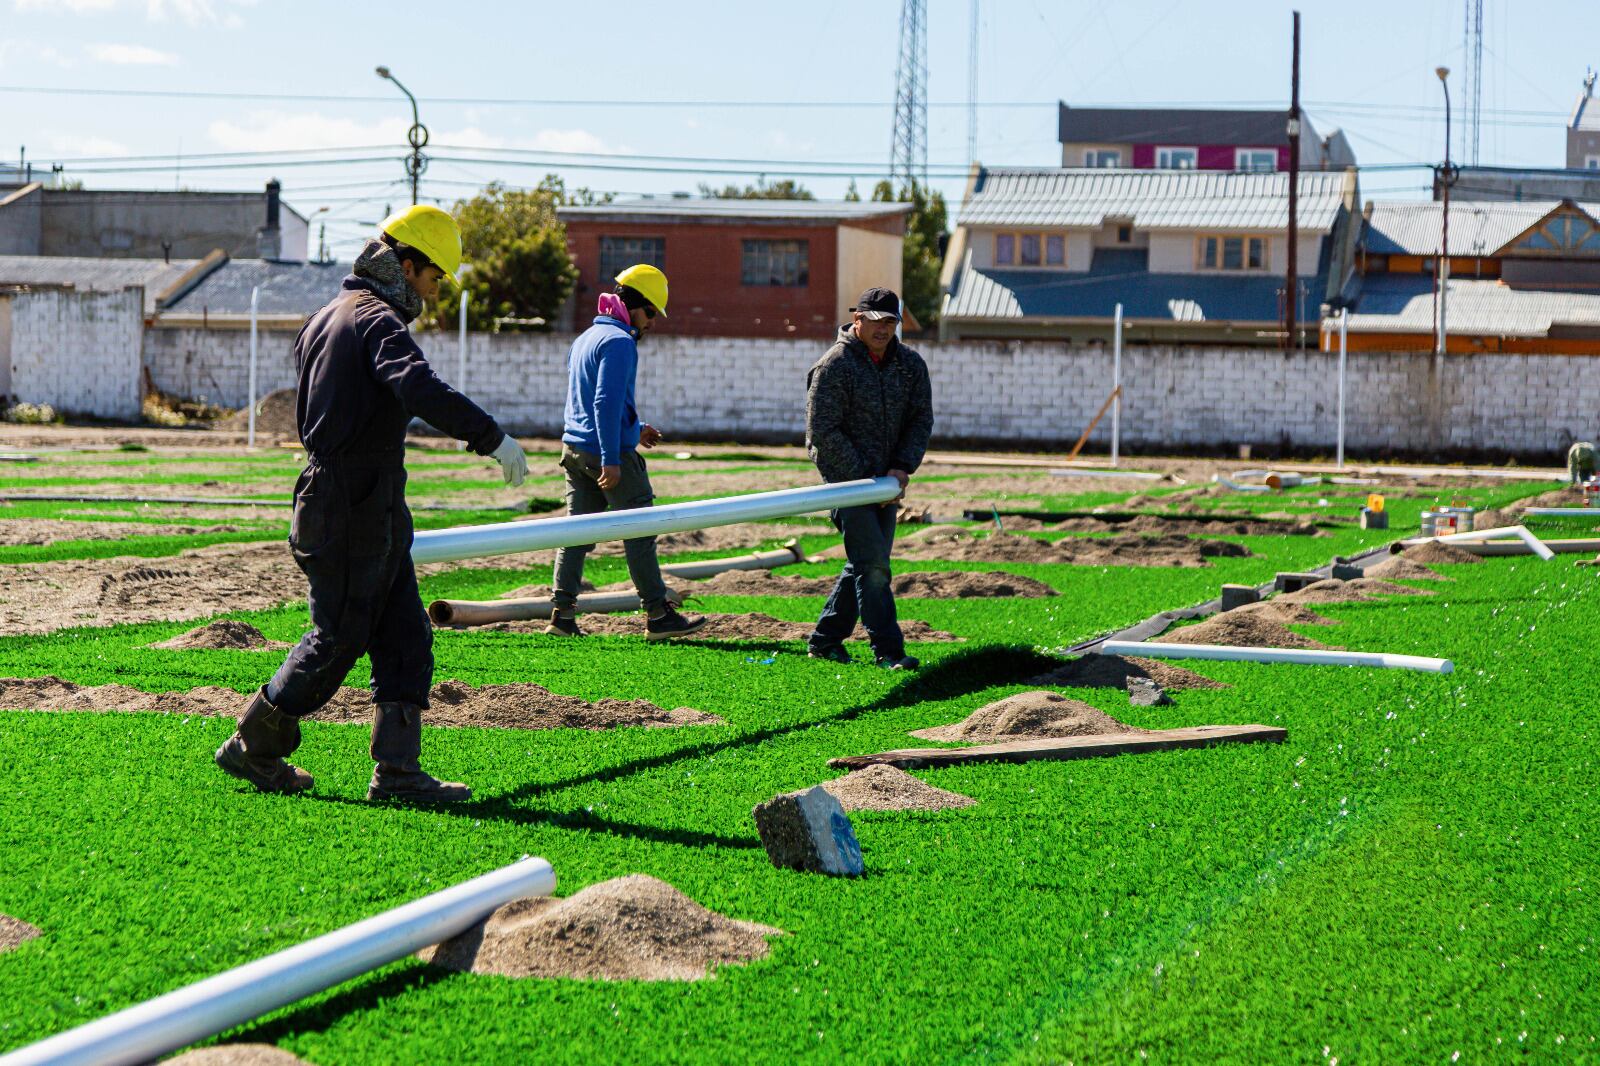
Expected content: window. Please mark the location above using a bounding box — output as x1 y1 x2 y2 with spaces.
599 236 665 287
1197 235 1269 271
1046 235 1066 265
1236 148 1277 172
1117 225 1132 244
1511 211 1600 254
1085 149 1121 167
995 233 1015 265
741 239 809 286
993 231 1068 268
1588 155 1600 170
1157 146 1198 169
1019 234 1041 266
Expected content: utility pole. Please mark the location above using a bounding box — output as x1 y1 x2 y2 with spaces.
376 65 428 205
890 0 928 189
1283 11 1301 351
1437 66 1453 357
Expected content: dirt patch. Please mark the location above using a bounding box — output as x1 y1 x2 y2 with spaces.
680 568 1056 599
419 875 782 981
150 620 291 651
910 690 1138 743
1028 654 1229 691
0 914 41 954
163 1047 310 1066
480 612 960 643
1365 555 1451 581
0 676 721 731
1398 541 1485 565
216 388 300 440
820 764 975 811
1052 514 1321 537
1278 578 1432 605
0 518 245 546
1230 601 1339 626
1160 610 1335 650
645 523 818 556
895 530 1250 567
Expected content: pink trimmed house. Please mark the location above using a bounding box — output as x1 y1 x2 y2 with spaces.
1058 105 1355 172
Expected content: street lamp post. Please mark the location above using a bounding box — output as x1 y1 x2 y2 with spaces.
307 205 329 263
375 65 428 205
1436 66 1453 358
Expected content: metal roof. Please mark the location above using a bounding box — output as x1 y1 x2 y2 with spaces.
161 258 349 316
945 265 1317 324
0 254 198 314
956 168 1350 232
1346 274 1600 337
558 199 912 224
1364 200 1567 256
1058 105 1302 146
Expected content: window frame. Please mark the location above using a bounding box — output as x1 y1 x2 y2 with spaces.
1235 148 1278 172
1084 149 1121 167
1587 155 1600 171
598 236 666 287
1195 234 1271 272
992 230 1069 269
1156 146 1198 170
740 238 810 287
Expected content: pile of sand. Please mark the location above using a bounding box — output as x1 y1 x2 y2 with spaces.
419 875 782 982
1027 654 1228 691
1365 555 1450 581
484 612 960 643
819 764 975 812
910 690 1138 743
150 620 290 651
0 914 41 954
1399 541 1485 565
1278 578 1432 605
1229 601 1339 626
1161 610 1335 650
0 676 721 731
0 518 243 547
896 531 1251 567
1052 514 1321 537
163 1048 311 1066
216 389 299 439
683 568 1056 599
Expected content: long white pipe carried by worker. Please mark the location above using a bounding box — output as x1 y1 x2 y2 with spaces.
0 856 556 1066
1099 640 1453 674
411 476 901 565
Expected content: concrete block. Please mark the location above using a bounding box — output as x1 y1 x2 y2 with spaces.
1126 676 1172 707
1220 584 1261 611
1359 508 1389 530
752 785 864 877
1273 572 1322 594
1330 563 1364 581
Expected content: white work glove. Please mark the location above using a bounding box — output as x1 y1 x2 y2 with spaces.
491 434 528 487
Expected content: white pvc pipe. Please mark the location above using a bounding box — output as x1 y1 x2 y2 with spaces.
1521 507 1600 517
246 285 259 449
411 477 900 565
0 856 556 1066
1050 468 1163 480
1336 308 1347 470
1411 524 1555 561
1100 640 1453 674
1111 302 1122 467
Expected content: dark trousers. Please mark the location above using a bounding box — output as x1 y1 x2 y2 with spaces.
810 503 903 659
551 445 670 615
267 460 433 716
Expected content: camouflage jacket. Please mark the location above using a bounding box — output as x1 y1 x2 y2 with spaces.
805 326 934 483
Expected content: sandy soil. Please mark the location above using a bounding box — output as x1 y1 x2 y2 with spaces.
1051 514 1322 537
475 612 960 643
0 914 41 954
0 676 721 731
162 1048 310 1066
911 690 1138 743
1028 654 1229 691
150 621 291 651
0 518 245 545
1161 611 1335 650
1365 556 1451 581
216 389 299 439
820 764 975 812
1278 578 1432 605
1397 541 1485 565
654 568 1057 599
419 875 782 981
890 528 1251 567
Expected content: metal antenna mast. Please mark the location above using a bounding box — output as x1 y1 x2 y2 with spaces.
1463 0 1484 165
967 0 979 167
890 0 928 189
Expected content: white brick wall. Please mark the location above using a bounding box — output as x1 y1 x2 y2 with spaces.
7 288 143 420
141 324 1600 459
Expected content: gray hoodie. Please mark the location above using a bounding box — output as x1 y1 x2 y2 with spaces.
805 325 934 484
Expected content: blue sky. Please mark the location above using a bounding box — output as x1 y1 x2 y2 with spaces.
1 0 1593 256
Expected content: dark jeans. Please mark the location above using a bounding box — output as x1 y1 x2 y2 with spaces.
551 445 670 615
267 461 433 715
810 503 903 659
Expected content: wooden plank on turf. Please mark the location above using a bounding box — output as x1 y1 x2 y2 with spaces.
827 724 1286 770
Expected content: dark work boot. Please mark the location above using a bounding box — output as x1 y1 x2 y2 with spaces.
367 701 471 804
544 612 584 637
214 687 314 794
645 606 708 642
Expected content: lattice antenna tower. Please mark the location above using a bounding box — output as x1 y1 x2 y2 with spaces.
1463 0 1484 165
890 0 928 190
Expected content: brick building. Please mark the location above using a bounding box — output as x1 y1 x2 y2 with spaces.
556 199 911 339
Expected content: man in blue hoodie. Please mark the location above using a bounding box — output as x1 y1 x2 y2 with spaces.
548 264 705 640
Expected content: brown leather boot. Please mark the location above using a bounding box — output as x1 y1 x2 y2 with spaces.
367 701 471 803
214 687 314 794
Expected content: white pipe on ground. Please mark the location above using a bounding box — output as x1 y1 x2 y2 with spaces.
0 856 556 1066
1521 507 1600 517
1403 524 1555 561
411 477 900 565
1443 537 1600 556
658 540 806 579
430 587 683 626
1099 640 1453 674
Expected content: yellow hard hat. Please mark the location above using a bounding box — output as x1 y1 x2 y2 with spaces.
615 263 668 316
379 204 462 279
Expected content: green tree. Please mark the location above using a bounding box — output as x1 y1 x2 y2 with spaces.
429 177 594 332
698 177 815 200
872 180 948 329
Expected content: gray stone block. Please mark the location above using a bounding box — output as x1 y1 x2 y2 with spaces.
1331 563 1364 581
1126 676 1172 707
1220 584 1261 611
752 786 864 877
1360 508 1389 529
1274 572 1322 594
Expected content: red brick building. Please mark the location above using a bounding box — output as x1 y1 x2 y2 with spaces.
557 199 910 339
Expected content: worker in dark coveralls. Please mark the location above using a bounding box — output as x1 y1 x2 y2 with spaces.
214 205 529 802
805 287 934 670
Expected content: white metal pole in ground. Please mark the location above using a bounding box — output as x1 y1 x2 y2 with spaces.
456 267 471 393
1336 308 1348 469
1111 302 1122 467
246 285 259 448
1099 640 1453 674
0 856 556 1066
411 477 901 565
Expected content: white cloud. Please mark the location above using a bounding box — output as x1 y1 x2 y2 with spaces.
47 133 131 156
13 0 119 12
0 39 74 69
14 0 247 22
87 42 178 65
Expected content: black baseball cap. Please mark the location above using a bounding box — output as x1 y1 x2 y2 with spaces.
851 287 902 321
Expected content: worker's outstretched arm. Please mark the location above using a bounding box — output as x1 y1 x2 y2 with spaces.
806 361 871 482
364 314 504 456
